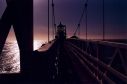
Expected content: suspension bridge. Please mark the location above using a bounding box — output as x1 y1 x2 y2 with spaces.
0 0 127 84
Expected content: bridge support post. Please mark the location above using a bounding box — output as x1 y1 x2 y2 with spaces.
0 0 33 75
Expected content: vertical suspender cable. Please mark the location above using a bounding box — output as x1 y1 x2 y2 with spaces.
52 0 56 39
102 0 105 40
73 0 89 37
48 0 50 42
85 2 88 40
52 0 54 39
78 24 80 37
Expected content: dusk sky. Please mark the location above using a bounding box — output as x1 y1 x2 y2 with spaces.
0 0 127 42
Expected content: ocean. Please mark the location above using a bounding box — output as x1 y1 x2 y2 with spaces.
0 41 20 73
0 40 43 73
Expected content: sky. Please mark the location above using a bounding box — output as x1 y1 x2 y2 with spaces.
0 0 127 42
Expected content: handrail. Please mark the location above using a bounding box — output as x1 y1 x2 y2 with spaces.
65 44 101 84
66 43 115 84
68 38 127 49
66 41 127 83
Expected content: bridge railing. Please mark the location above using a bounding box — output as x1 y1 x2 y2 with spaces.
66 38 127 84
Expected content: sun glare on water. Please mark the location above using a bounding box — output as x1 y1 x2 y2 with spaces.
34 40 43 50
0 40 44 73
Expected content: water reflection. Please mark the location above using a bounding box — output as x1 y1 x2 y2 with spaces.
0 40 43 73
34 40 43 50
0 41 20 73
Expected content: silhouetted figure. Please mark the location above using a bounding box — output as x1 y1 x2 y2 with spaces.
0 0 33 74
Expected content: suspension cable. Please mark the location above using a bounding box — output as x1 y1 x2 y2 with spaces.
73 0 89 37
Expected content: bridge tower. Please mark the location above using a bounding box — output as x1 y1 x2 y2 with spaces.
55 22 66 40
